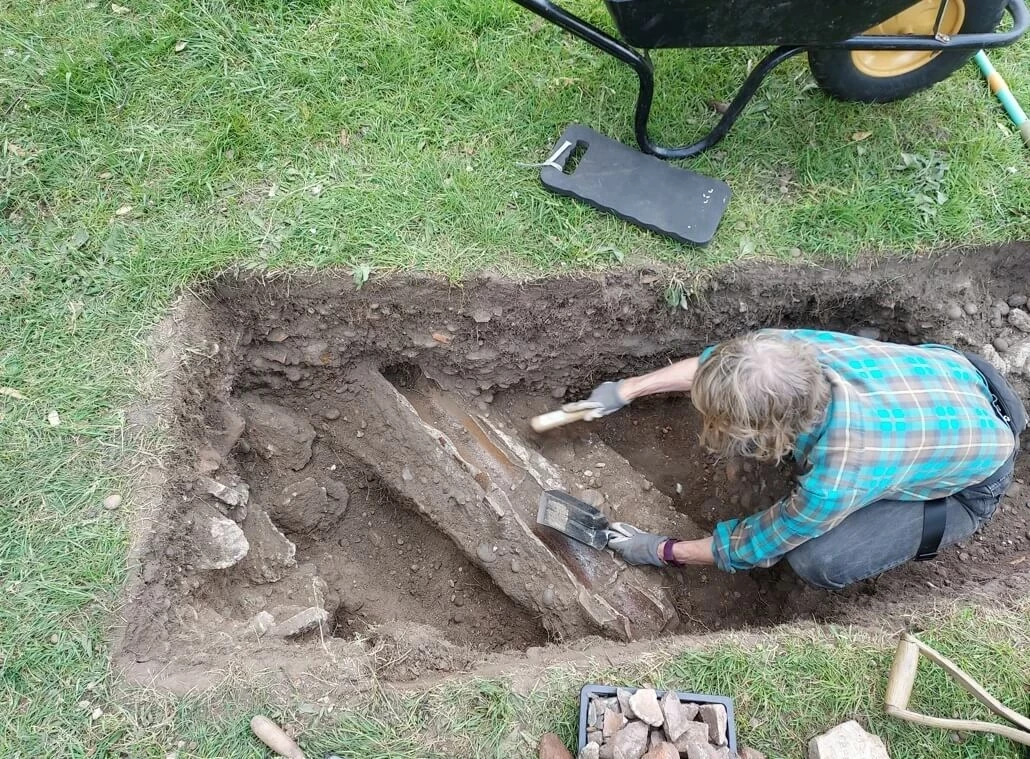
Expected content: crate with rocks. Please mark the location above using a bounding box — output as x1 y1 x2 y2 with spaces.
577 684 737 759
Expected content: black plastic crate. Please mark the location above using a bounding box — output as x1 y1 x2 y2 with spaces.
578 683 736 754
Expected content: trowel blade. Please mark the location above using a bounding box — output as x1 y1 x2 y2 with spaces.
536 490 610 550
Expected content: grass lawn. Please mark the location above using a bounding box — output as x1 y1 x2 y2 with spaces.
1 0 1029 755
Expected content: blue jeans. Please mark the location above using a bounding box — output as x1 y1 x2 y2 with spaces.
786 352 1026 590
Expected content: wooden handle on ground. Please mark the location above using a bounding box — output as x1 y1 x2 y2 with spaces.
530 408 591 433
250 715 306 759
884 633 1030 746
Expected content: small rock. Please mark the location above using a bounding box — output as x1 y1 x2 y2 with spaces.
739 748 767 759
578 489 605 507
199 476 249 508
538 732 573 759
551 386 568 399
641 742 678 759
681 745 714 759
189 505 249 570
808 720 890 759
1009 309 1030 333
1008 294 1028 308
369 532 384 548
789 247 802 258
856 327 881 341
660 691 696 742
587 728 602 745
994 337 1011 353
672 722 711 753
612 720 650 759
477 543 497 563
946 303 964 320
471 308 492 324
270 607 328 638
959 551 970 562
47 410 61 426
994 300 1011 316
699 704 728 746
323 407 341 420
103 494 122 510
541 587 556 608
267 327 289 342
629 689 664 728
603 708 626 739
617 688 637 719
579 744 601 759
510 558 522 573
241 610 274 638
963 302 979 315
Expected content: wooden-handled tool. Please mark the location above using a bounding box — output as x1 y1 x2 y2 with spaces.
250 715 306 758
885 633 1030 746
530 408 591 433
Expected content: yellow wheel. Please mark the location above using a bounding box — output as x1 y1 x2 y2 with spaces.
808 0 1006 102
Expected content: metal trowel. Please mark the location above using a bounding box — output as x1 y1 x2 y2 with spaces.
537 489 617 549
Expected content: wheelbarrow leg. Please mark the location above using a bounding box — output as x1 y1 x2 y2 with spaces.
511 0 804 159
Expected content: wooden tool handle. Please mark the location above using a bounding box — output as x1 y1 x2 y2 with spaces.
530 408 591 433
250 715 306 759
884 634 920 712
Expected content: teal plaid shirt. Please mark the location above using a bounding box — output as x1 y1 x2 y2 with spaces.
705 330 1016 572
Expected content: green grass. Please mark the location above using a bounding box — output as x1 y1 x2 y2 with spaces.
1 0 1029 755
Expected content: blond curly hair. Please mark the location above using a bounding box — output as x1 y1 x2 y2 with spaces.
691 332 830 462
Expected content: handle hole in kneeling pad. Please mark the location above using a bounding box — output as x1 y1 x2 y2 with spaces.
562 140 589 175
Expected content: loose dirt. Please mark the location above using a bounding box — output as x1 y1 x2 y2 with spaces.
113 244 1030 701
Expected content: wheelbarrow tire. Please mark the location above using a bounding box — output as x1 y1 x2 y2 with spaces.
807 0 1008 103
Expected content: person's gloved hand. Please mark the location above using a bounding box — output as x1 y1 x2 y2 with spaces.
562 381 629 421
607 522 668 567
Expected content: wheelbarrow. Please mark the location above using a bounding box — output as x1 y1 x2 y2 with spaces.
512 0 1030 159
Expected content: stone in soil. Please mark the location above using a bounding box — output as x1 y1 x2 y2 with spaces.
187 504 249 570
240 610 274 638
538 732 574 759
236 505 297 583
660 690 696 742
946 303 964 320
698 703 728 745
612 720 650 759
270 607 328 638
1008 309 1030 333
739 749 767 759
199 476 249 508
629 689 664 727
808 720 890 759
241 396 315 470
272 477 346 535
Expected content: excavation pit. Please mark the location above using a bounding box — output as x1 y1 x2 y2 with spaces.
116 246 1030 698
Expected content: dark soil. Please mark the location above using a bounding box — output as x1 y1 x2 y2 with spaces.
114 244 1030 698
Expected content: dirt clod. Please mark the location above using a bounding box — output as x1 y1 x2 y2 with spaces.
242 397 315 470
188 504 249 570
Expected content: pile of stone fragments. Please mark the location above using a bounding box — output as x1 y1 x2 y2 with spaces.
579 688 739 759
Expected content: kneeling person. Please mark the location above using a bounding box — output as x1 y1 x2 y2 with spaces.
566 329 1026 588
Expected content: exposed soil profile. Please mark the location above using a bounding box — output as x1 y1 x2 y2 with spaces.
114 244 1030 699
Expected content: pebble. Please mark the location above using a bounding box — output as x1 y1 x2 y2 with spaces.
476 543 497 563
369 532 384 548
578 489 604 507
994 300 1011 316
959 551 970 562
510 558 522 573
551 386 567 399
789 247 802 258
1008 294 1028 308
103 494 122 510
946 303 964 320
963 302 979 315
993 337 1010 353
1008 309 1030 333
541 587 556 608
856 327 881 341
323 408 340 420
471 308 492 323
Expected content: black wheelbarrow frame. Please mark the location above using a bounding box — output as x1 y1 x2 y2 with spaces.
512 0 1030 159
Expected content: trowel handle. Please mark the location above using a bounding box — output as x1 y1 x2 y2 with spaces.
250 715 306 759
530 408 592 433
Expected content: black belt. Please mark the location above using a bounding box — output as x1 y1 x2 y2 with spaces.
916 498 948 561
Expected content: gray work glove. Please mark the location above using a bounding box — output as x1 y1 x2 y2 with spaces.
562 380 629 421
608 522 668 567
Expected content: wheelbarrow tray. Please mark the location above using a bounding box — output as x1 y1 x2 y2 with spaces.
606 0 926 47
